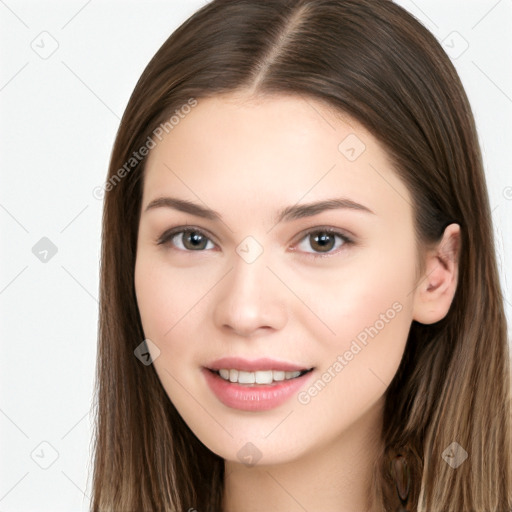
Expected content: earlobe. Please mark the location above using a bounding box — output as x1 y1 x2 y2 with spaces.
412 223 461 325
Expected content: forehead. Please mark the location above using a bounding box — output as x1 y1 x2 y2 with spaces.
142 93 413 223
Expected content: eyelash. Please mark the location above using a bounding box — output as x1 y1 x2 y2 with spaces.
156 226 354 259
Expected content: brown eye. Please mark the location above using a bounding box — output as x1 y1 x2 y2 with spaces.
180 230 210 250
309 232 336 252
296 228 352 257
158 228 215 251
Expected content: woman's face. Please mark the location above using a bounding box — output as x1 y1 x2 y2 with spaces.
134 93 419 466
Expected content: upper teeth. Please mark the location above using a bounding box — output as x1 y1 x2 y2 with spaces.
218 369 302 384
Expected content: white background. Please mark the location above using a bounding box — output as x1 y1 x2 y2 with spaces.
0 1 511 510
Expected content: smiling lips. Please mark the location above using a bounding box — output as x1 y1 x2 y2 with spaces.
206 356 313 385
203 356 315 411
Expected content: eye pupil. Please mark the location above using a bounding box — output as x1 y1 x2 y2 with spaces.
184 231 207 250
310 232 335 252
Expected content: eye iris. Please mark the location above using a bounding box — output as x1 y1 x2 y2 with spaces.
183 231 208 250
310 232 335 252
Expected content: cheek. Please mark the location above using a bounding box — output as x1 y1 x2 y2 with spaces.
288 241 415 339
345 252 415 374
291 255 415 434
288 238 416 388
134 250 216 389
134 256 171 340
134 253 218 444
134 250 200 340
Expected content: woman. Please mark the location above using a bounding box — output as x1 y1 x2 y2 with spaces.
91 1 512 510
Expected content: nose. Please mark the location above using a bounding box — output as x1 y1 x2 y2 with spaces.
212 248 288 337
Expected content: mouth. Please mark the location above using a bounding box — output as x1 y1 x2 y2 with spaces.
206 367 314 386
202 365 316 411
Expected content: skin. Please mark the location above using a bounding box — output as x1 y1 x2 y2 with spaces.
134 92 460 512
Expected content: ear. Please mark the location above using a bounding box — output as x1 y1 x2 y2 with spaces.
412 223 461 325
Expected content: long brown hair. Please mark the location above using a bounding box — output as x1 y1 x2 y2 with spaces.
90 1 512 510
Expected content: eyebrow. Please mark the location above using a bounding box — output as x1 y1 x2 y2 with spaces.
144 196 375 223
